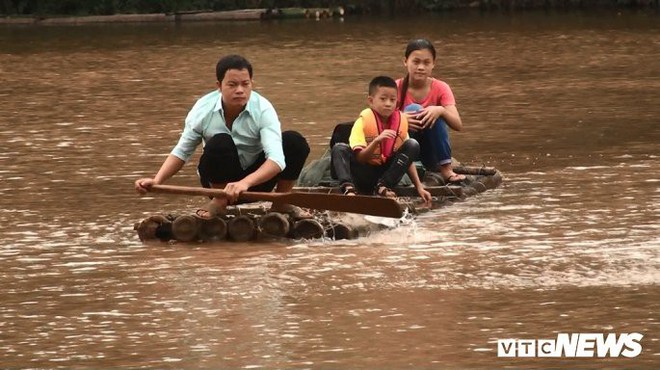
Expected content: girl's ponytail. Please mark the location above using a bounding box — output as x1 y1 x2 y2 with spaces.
398 74 409 111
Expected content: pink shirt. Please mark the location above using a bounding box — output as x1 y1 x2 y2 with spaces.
396 78 456 108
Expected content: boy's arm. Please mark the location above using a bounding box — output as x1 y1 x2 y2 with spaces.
355 135 383 164
407 162 432 204
349 117 377 164
350 116 400 164
407 163 424 189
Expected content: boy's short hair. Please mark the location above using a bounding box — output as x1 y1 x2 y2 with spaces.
368 75 397 96
216 54 253 82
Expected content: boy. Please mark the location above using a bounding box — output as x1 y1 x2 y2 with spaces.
331 76 432 204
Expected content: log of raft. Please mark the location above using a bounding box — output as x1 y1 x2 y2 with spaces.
326 222 357 240
199 217 228 241
134 165 503 243
171 215 199 242
259 212 290 238
227 215 257 242
292 219 325 239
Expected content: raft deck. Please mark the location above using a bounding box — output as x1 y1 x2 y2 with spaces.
134 165 503 243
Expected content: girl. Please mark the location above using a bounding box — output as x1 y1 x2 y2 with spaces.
397 38 466 184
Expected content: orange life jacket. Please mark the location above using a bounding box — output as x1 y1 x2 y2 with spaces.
360 108 408 165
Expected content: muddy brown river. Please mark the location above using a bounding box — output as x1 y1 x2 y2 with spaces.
0 10 658 368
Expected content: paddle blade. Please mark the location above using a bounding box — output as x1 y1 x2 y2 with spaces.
281 192 404 218
146 184 404 218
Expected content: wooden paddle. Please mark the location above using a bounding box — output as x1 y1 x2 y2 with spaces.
147 184 404 218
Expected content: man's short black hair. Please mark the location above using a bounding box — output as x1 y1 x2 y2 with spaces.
368 75 397 96
216 54 253 82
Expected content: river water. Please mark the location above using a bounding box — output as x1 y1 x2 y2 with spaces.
0 10 658 368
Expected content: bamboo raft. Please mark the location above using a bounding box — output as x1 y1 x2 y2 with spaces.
134 164 503 243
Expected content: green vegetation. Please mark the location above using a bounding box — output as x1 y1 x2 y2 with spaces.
0 0 656 16
3 0 329 16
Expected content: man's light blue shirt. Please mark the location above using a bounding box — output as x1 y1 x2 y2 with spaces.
171 90 286 171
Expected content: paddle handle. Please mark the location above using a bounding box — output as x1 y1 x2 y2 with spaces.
148 184 279 202
148 184 226 198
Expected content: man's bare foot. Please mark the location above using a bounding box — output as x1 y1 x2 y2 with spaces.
194 197 228 219
270 203 313 220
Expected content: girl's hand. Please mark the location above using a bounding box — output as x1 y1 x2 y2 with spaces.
404 111 424 132
417 106 444 129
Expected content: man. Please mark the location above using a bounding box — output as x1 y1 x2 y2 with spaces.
135 54 310 218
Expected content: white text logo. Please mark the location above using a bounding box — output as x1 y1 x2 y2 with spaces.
497 333 643 358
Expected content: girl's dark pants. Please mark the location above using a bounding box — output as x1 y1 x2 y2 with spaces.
331 139 420 194
410 118 452 171
403 104 453 171
198 131 310 192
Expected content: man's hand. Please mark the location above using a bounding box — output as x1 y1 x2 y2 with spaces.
223 180 250 204
135 178 157 194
